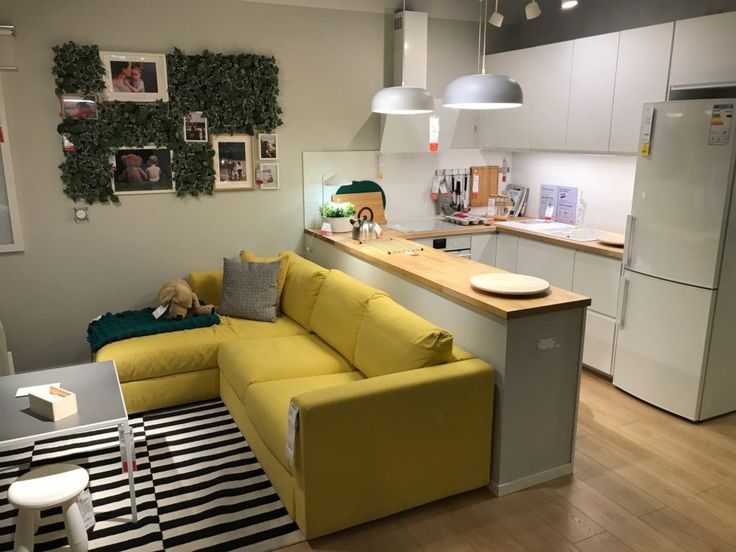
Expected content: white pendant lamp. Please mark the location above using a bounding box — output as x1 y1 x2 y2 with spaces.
488 0 504 27
561 0 579 9
371 0 434 115
525 1 542 19
443 0 522 110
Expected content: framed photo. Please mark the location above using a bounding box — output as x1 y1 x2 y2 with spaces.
257 163 279 190
212 134 254 191
100 52 169 102
59 94 98 120
184 112 208 143
111 147 174 195
258 133 278 160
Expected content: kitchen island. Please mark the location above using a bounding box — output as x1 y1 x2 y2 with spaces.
304 229 591 496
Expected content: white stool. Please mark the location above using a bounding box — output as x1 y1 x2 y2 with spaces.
8 463 90 552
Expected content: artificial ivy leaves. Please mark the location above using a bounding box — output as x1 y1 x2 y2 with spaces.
53 42 282 203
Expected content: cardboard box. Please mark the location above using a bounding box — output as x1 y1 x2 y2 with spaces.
29 386 78 421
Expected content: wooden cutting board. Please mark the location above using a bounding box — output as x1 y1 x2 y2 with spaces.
333 192 387 224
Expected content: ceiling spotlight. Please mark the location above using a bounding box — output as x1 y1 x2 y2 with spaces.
525 1 542 20
561 0 579 8
489 0 504 27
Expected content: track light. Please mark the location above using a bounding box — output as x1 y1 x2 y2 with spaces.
561 0 579 8
489 0 504 27
525 1 541 20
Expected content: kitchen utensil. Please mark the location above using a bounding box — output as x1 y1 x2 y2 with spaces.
357 207 379 242
597 233 625 246
470 273 550 296
334 192 386 224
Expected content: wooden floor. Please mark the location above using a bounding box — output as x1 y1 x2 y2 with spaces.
279 371 736 552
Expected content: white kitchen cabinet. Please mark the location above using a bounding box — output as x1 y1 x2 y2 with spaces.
471 233 497 266
609 23 673 153
572 251 622 318
529 41 573 150
495 233 518 272
566 33 619 152
479 50 535 150
670 12 736 88
582 310 616 376
516 238 575 290
451 110 479 150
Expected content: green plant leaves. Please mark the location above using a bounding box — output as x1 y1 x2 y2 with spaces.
54 44 282 203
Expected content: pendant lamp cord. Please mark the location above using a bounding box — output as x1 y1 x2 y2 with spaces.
476 0 483 74
481 0 488 74
401 0 406 86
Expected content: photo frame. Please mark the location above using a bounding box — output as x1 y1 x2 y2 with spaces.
257 163 279 190
212 134 254 191
59 94 98 120
184 112 208 143
110 146 174 195
257 133 278 160
100 52 169 102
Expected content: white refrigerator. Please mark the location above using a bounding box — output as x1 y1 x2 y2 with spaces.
613 99 736 421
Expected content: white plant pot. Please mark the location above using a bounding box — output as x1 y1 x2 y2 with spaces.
323 216 353 233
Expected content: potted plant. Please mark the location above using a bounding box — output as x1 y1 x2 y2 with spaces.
320 201 356 233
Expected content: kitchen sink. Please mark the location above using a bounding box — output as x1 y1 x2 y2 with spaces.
495 220 576 232
543 227 608 242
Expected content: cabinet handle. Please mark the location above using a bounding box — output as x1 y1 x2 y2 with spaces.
619 277 630 330
624 215 635 268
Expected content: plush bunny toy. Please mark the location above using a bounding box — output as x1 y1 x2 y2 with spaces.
156 278 215 320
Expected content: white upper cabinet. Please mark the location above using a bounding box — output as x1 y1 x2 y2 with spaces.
566 33 619 152
670 12 736 88
479 49 535 150
529 41 574 150
609 23 673 154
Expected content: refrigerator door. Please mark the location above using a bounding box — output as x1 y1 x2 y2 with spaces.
613 269 715 420
626 99 736 289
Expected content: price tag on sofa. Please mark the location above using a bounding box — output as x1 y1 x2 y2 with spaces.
286 402 299 467
152 303 169 319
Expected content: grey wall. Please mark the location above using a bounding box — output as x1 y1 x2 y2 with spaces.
486 0 736 53
0 0 476 371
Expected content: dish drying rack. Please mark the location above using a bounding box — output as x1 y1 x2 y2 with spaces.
362 237 423 255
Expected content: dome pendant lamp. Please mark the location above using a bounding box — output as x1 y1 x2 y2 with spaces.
370 0 434 115
442 0 523 110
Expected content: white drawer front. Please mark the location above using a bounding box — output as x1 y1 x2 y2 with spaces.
516 238 575 290
495 234 518 272
582 310 616 375
572 251 621 317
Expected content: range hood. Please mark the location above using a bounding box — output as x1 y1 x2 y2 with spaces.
379 11 470 153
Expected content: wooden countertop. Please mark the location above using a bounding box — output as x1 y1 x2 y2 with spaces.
306 229 591 320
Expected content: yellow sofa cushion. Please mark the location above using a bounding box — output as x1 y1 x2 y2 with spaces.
189 270 224 307
354 295 454 378
219 334 353 402
240 250 289 309
244 372 364 473
278 251 328 331
310 270 386 364
227 316 307 340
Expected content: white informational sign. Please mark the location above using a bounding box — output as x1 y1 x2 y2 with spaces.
556 186 578 225
538 184 559 220
640 105 655 157
709 104 733 145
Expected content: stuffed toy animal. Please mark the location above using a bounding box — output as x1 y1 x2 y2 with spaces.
118 154 148 183
157 278 214 320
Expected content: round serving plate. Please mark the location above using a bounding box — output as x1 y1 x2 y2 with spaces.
469 273 550 296
597 233 625 247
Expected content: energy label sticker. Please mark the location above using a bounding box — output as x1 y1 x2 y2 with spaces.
709 104 733 145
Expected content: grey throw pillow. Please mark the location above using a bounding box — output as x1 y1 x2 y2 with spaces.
218 258 279 322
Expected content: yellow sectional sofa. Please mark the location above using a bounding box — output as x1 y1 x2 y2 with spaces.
96 251 495 538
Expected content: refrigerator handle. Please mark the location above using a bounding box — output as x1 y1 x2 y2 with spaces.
618 277 630 330
624 215 634 268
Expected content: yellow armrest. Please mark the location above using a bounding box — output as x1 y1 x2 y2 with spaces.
292 358 494 538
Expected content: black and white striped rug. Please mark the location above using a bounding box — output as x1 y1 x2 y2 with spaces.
0 400 304 551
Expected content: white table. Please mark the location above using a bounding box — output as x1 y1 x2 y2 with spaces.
0 360 137 522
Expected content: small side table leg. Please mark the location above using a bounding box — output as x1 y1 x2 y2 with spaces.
62 497 89 552
118 423 138 523
14 508 37 552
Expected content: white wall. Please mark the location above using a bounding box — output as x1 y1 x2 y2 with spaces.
510 151 637 233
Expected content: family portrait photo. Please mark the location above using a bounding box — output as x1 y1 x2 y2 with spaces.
100 52 169 102
184 112 208 142
212 134 253 190
257 163 279 190
59 94 98 120
258 133 278 160
111 147 174 194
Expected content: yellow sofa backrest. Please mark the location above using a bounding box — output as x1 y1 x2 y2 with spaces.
310 270 386 364
189 270 224 307
354 294 454 377
278 251 329 331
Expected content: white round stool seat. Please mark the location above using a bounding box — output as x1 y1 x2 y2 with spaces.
9 463 89 508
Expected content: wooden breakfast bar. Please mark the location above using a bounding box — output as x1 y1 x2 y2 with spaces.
304 229 591 496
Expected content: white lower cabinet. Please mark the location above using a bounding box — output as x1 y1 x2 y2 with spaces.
470 234 497 265
516 238 575 290
495 234 518 272
572 251 622 317
582 310 616 376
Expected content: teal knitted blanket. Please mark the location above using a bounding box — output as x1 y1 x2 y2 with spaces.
87 307 220 353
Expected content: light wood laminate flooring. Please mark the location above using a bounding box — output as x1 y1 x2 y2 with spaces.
279 371 736 552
